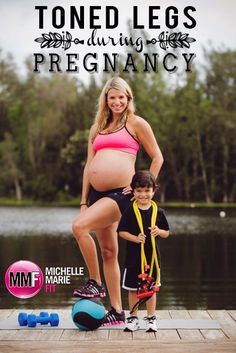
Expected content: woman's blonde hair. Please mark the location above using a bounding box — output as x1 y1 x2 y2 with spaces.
92 77 135 139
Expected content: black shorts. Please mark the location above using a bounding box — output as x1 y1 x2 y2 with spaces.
89 186 132 214
122 267 140 291
122 267 161 291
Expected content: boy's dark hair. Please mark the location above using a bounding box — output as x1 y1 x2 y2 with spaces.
131 170 157 190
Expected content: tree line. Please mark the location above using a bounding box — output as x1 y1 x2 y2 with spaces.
0 46 235 203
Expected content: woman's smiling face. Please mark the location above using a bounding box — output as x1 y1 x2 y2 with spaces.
107 89 129 116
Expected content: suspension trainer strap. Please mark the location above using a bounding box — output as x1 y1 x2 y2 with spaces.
132 200 160 285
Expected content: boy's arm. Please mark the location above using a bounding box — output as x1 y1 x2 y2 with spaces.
149 207 170 238
158 229 170 238
119 231 146 244
148 227 170 238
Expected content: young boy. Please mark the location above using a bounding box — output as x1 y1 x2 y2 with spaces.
118 170 170 332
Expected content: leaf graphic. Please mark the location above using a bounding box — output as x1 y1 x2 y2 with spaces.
180 33 188 41
35 37 44 43
34 31 84 50
158 31 165 41
54 33 62 41
146 32 196 51
186 37 196 43
182 41 190 48
175 40 183 48
54 41 62 48
158 32 167 50
41 40 49 49
66 32 72 41
43 34 51 41
169 41 177 48
169 33 176 41
48 40 56 48
64 41 72 50
160 41 167 50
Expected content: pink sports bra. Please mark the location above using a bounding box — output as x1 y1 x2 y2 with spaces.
93 126 139 156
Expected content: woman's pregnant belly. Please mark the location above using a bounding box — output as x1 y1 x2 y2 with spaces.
88 149 136 191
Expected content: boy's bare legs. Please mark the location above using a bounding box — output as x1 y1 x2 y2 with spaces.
128 290 139 316
129 291 157 317
123 290 139 331
146 293 157 317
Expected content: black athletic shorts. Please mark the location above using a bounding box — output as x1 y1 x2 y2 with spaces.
89 186 133 214
122 267 161 291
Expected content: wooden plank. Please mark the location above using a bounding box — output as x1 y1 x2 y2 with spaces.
169 310 191 319
132 331 156 340
188 310 212 320
177 329 204 341
7 309 33 321
157 310 171 319
55 309 71 317
155 329 180 342
108 329 132 340
228 311 236 322
0 309 236 346
0 310 14 319
84 330 109 341
0 329 40 341
0 330 20 340
171 311 203 340
60 329 86 340
136 310 171 319
1 340 236 353
208 310 236 339
201 329 228 340
188 310 228 340
0 329 63 341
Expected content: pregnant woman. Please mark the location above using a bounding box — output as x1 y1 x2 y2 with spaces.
72 76 164 325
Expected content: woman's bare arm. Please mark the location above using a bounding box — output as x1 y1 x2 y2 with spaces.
133 116 164 178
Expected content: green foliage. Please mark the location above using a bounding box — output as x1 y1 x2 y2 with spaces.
0 132 23 200
27 175 57 201
0 45 235 202
61 129 89 164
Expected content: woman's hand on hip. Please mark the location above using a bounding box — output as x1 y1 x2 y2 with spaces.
80 204 88 213
122 185 132 195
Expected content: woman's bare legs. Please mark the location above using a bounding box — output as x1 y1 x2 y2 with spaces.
72 198 121 307
95 223 122 312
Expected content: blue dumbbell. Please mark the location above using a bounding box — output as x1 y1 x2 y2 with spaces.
18 312 49 326
18 313 28 326
38 312 49 323
18 312 59 327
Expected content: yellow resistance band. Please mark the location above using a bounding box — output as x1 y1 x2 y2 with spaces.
133 200 160 286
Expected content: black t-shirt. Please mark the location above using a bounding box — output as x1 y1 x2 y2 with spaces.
117 203 169 269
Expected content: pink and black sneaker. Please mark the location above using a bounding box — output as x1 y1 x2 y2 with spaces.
73 279 106 298
102 307 125 326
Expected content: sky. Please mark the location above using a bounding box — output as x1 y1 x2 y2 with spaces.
0 0 235 81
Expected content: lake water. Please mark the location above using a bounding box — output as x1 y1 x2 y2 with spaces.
0 206 235 310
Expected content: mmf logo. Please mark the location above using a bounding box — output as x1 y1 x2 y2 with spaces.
5 260 44 298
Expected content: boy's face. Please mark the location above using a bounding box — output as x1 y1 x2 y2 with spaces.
133 186 154 207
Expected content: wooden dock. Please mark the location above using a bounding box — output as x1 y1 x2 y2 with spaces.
0 309 236 353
